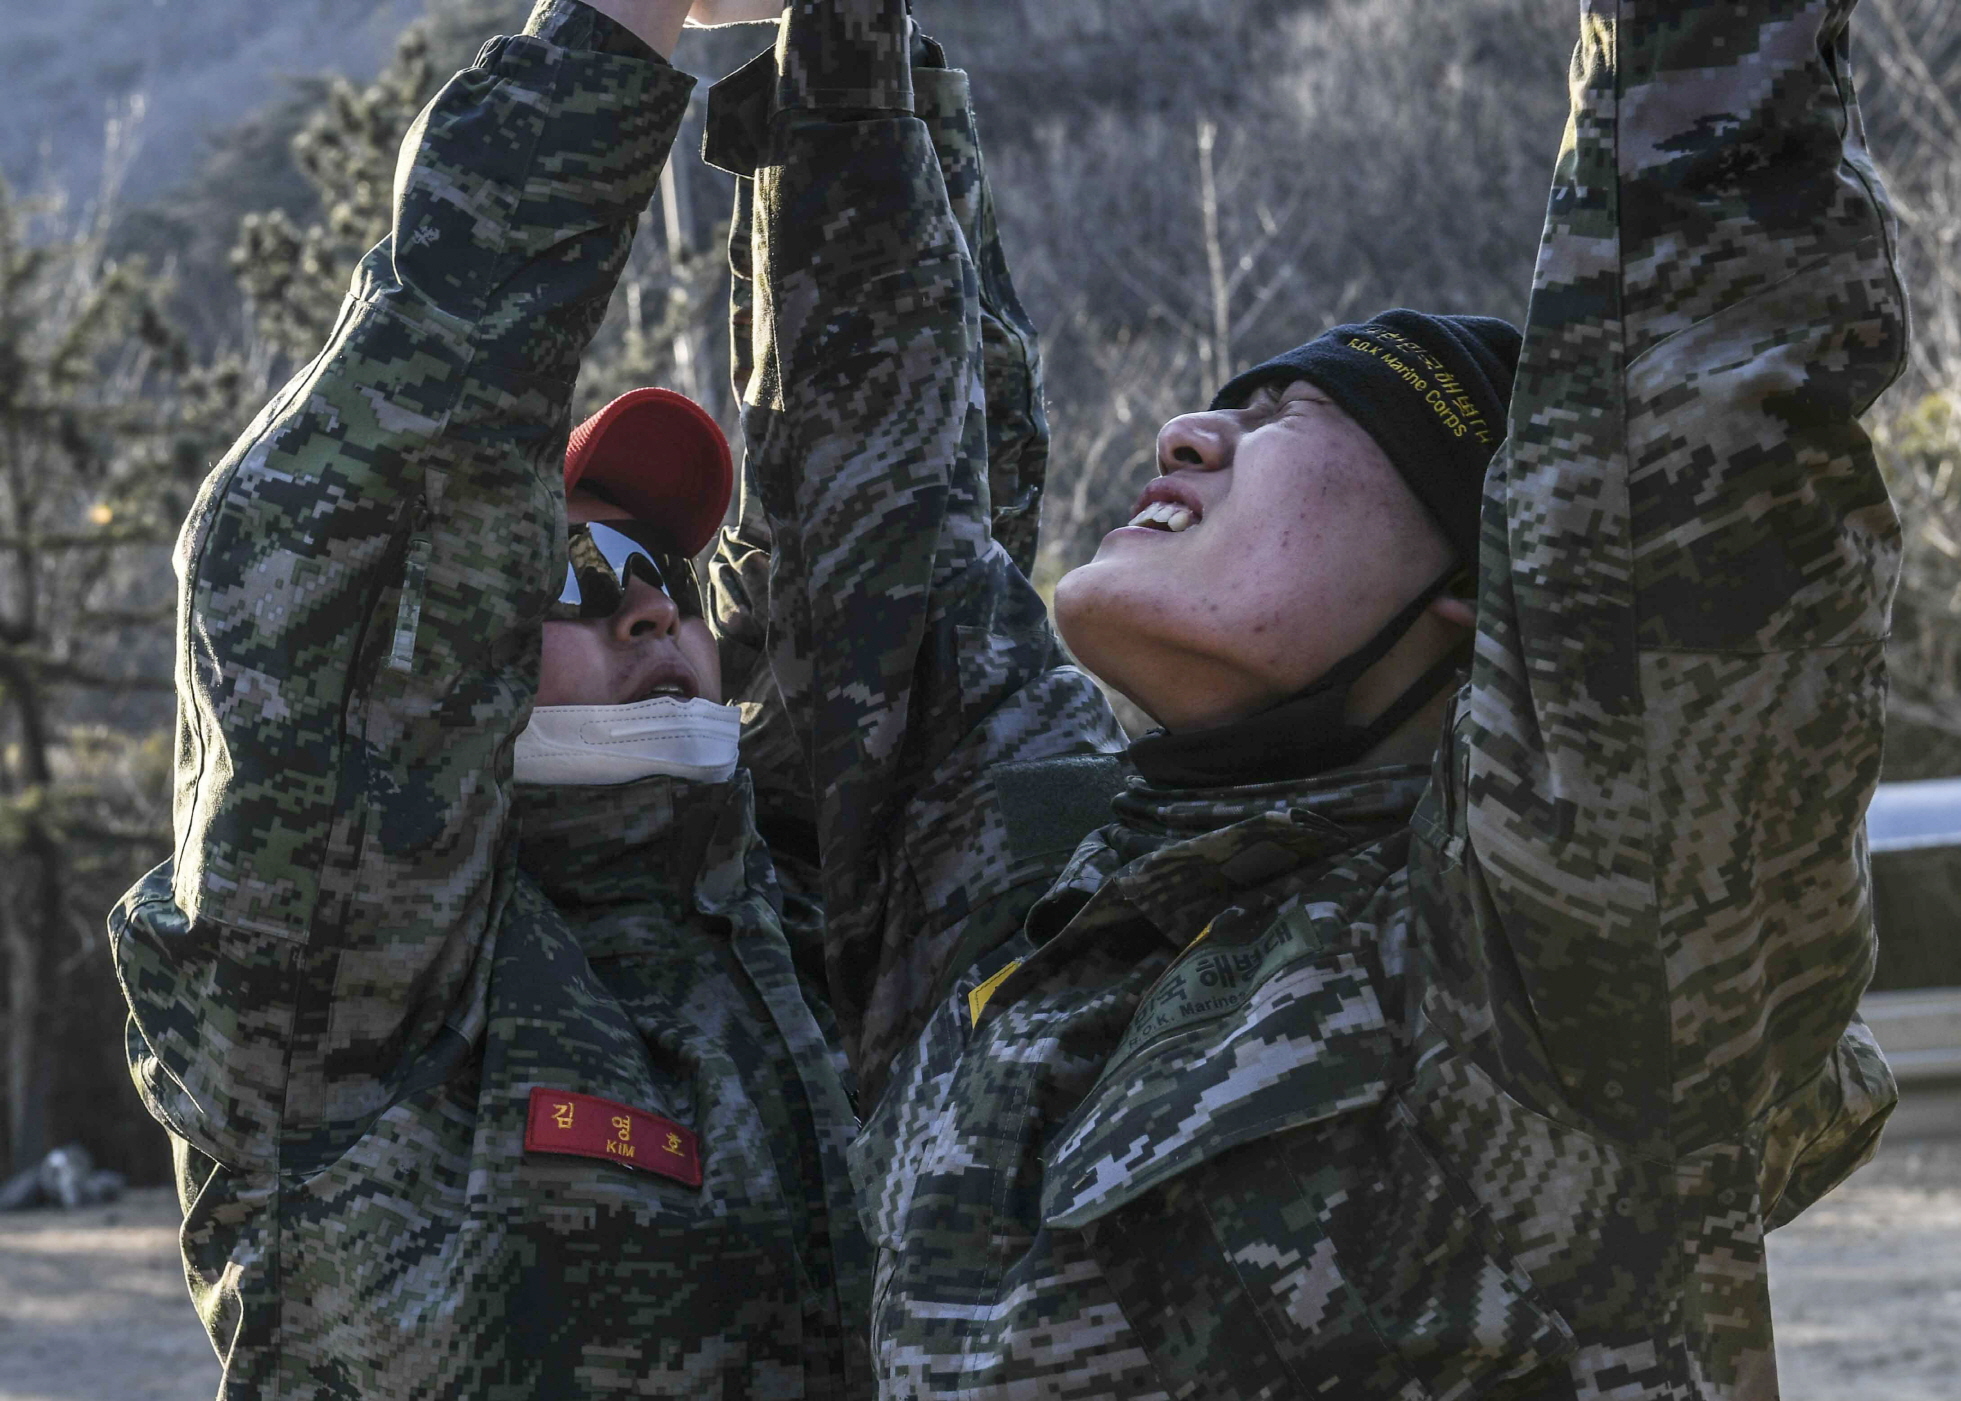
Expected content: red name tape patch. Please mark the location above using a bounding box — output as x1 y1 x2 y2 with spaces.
523 1089 702 1188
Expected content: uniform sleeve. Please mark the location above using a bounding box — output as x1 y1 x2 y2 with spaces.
1418 0 1907 1158
111 0 693 1172
711 4 1124 1101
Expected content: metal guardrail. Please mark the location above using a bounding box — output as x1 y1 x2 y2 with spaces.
1860 783 1961 1137
1866 777 1961 853
1865 988 1961 1139
1863 989 1961 1082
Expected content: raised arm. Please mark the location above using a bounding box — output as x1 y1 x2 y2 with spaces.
706 0 1125 1100
1418 0 1905 1174
113 0 693 1171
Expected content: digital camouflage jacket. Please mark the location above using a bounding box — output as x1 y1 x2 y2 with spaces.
109 5 871 1397
701 8 1130 1113
788 2 1905 1399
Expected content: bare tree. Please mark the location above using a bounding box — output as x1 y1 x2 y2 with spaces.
0 152 254 1174
1847 0 1961 773
1013 0 1572 593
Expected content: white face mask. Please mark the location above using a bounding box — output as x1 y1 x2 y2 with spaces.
513 696 741 787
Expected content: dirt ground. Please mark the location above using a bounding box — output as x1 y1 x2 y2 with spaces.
0 1185 217 1401
1 1139 1957 1401
1764 1137 1961 1401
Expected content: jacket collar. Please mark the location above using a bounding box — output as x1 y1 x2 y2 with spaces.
1111 763 1433 841
1029 762 1433 950
512 768 768 921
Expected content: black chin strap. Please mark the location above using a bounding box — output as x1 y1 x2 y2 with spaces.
1126 570 1470 789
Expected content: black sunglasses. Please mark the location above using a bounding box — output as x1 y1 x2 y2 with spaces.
547 520 703 623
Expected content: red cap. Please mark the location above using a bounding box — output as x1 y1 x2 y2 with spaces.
563 388 733 557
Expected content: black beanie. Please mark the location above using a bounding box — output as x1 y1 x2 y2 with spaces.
1210 309 1522 564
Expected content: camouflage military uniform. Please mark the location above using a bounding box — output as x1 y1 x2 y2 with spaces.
108 5 874 1396
762 2 1904 1397
701 5 1130 1110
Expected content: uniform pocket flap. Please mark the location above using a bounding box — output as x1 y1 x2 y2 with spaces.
989 752 1129 866
1042 947 1396 1229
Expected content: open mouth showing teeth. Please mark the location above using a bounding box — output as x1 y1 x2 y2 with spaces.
640 681 695 702
1127 500 1199 533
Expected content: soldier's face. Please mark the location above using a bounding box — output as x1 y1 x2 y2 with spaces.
535 488 723 708
1054 380 1454 731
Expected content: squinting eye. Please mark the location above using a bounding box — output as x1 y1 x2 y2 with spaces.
1246 388 1307 418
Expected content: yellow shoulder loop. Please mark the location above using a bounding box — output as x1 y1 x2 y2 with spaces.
967 959 1023 1026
